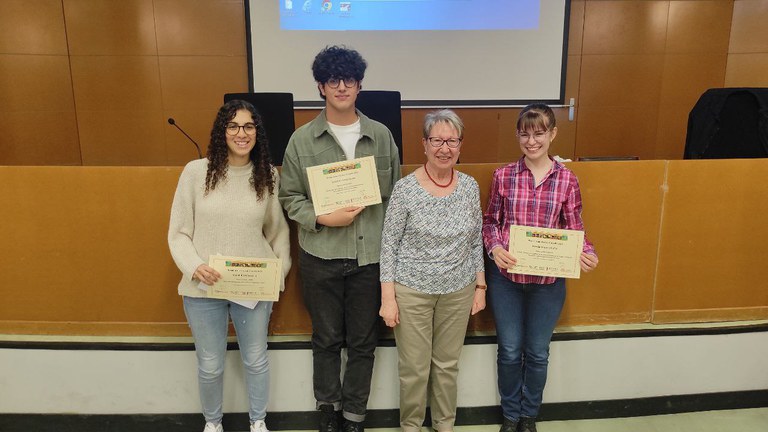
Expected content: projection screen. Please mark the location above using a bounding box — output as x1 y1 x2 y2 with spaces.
247 1 570 107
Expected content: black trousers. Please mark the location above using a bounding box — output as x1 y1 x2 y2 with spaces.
299 249 381 421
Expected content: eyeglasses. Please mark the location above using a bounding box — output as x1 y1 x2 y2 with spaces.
326 78 358 89
226 122 257 136
517 130 549 143
427 137 462 148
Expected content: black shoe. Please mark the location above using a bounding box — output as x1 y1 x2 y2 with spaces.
518 417 537 432
342 419 363 432
499 417 518 432
319 404 340 432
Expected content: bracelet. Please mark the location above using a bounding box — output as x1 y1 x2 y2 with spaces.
475 284 487 290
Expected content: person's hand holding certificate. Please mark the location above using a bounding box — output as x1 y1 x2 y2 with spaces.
507 226 584 279
306 156 382 216
207 256 282 301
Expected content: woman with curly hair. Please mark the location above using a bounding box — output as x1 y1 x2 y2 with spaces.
168 99 291 432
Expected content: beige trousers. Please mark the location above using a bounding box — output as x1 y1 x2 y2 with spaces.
393 282 475 432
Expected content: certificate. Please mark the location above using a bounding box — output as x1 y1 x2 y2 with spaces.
306 156 382 216
207 256 282 301
507 225 584 279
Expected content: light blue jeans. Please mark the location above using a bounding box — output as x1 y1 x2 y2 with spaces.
183 297 273 424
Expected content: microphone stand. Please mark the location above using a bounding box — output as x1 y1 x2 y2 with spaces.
167 118 202 159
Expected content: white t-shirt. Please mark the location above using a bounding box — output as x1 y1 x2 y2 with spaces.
329 118 361 160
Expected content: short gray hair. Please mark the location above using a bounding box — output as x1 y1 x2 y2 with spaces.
422 109 464 139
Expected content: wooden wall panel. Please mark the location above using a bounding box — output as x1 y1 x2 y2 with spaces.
654 159 768 323
0 54 75 112
0 111 81 166
568 0 585 56
582 1 669 55
5 160 766 336
63 0 158 55
401 109 429 164
0 54 80 165
77 110 167 165
659 54 728 107
560 161 665 324
0 0 68 55
448 109 501 164
0 167 186 334
576 53 664 159
724 53 768 87
69 56 165 165
159 56 249 110
154 0 246 56
728 0 768 53
576 105 661 160
725 0 768 87
70 56 163 111
579 55 665 107
666 1 733 54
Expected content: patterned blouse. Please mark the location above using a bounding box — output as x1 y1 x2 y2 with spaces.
380 171 484 294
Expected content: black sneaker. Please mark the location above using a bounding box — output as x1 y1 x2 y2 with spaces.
319 404 340 432
518 417 537 432
343 419 364 432
499 417 518 432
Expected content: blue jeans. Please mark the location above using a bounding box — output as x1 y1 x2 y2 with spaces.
487 265 566 421
299 249 381 422
183 297 273 424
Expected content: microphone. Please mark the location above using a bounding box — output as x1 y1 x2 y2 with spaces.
167 118 202 159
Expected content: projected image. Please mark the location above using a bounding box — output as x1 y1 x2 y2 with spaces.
280 0 540 31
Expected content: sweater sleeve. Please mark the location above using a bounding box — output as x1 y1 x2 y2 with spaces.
263 168 292 291
168 163 205 280
379 180 408 283
470 179 485 274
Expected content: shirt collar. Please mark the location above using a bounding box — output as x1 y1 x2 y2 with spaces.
513 156 564 175
311 108 375 140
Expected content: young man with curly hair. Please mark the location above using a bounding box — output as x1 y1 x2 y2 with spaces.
279 46 400 432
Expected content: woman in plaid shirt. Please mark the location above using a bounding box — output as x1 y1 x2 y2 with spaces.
481 104 599 432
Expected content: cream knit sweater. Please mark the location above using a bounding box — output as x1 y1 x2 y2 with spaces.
168 158 291 297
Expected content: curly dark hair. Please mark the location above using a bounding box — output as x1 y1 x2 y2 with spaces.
312 45 367 99
204 99 275 200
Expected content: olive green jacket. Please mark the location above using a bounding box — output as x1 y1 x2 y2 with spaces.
278 109 401 265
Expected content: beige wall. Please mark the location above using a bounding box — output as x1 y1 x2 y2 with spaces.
2 1 767 166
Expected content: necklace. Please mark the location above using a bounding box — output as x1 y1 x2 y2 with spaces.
423 164 453 188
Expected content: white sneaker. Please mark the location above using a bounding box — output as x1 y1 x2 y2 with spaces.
251 419 269 432
203 422 223 432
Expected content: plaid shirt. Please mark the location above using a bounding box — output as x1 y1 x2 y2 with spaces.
482 157 596 284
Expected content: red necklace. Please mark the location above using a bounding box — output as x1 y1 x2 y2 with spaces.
423 164 453 188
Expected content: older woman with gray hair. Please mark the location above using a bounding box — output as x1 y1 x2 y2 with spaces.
379 109 486 432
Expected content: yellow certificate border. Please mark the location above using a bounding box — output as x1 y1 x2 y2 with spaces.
306 155 382 216
507 225 584 279
207 256 282 301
